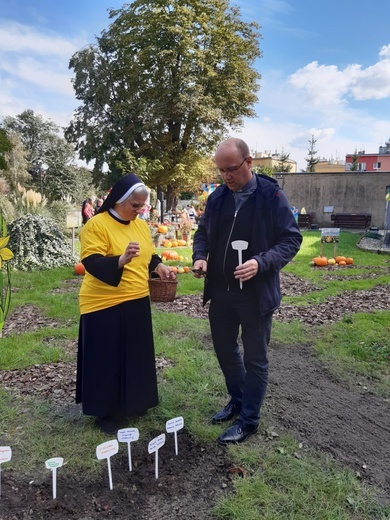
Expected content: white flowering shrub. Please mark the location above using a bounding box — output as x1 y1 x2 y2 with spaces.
8 214 76 271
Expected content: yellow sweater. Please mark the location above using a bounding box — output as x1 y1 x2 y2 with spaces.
79 212 154 314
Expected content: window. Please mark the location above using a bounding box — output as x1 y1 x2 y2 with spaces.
358 163 366 171
373 162 381 169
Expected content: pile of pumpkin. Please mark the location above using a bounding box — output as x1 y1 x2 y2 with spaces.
160 250 191 274
310 255 354 267
161 238 189 248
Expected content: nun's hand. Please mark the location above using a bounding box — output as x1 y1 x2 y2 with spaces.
155 263 176 280
118 242 140 268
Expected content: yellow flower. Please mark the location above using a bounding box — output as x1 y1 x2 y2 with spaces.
0 236 14 269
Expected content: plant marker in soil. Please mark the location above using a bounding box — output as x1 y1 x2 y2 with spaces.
166 416 184 455
231 240 248 289
0 446 11 498
96 440 119 490
45 457 63 499
117 428 139 472
148 433 165 479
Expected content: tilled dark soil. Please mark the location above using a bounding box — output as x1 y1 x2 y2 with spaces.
0 269 389 518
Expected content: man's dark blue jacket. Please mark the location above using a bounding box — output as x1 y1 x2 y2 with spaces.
192 174 302 315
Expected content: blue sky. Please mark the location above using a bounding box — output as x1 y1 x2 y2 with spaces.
1 0 390 171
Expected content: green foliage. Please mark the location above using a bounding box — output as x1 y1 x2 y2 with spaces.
305 134 320 173
349 148 360 171
0 131 30 191
0 128 13 170
2 110 96 203
0 237 389 517
8 214 76 271
0 194 15 223
0 211 12 335
66 0 261 196
2 110 59 166
252 165 274 177
47 196 76 230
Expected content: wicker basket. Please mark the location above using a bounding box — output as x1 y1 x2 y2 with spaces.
148 272 178 302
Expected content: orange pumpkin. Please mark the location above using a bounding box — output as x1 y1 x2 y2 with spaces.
345 257 354 265
314 256 328 267
169 266 178 274
335 256 346 264
158 225 168 233
74 262 85 275
338 260 347 266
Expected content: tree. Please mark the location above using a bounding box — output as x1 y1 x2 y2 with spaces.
305 135 320 173
0 131 30 191
2 110 86 202
2 110 59 167
349 148 360 171
252 165 274 177
275 149 292 173
65 0 261 208
0 129 13 171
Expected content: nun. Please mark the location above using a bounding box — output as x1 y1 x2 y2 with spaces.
76 174 175 434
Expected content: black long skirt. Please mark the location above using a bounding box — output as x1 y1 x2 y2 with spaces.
76 297 159 417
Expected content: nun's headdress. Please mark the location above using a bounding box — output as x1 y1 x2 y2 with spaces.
98 174 145 213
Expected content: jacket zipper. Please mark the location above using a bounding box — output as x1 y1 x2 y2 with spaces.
222 210 238 291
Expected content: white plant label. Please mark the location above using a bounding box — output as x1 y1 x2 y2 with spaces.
166 416 184 455
117 428 139 472
96 440 119 490
148 433 166 479
0 446 12 498
45 457 63 500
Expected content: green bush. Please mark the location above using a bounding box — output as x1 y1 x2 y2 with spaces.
8 214 76 271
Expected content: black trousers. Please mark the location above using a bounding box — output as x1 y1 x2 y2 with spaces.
209 290 273 426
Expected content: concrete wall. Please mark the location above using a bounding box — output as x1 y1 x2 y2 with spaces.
277 171 390 228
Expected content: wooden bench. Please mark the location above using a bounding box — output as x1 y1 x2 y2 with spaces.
331 213 372 229
298 213 316 230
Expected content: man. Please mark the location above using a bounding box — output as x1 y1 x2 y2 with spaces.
192 138 302 445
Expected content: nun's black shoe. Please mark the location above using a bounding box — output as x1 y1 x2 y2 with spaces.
212 400 241 424
95 415 128 435
217 420 258 445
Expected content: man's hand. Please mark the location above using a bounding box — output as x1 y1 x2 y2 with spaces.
234 259 258 283
192 259 207 278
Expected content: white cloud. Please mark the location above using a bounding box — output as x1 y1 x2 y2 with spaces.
0 20 83 124
1 56 73 95
0 21 82 57
288 45 390 105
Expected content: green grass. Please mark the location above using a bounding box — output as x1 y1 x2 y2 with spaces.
214 437 387 519
0 232 389 518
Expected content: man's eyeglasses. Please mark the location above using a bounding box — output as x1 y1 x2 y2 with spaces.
217 157 248 175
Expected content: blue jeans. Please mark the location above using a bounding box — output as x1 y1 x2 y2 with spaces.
209 290 273 427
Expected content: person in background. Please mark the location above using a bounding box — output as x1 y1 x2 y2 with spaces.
76 174 175 434
95 198 104 212
186 204 196 221
192 138 302 445
81 197 94 224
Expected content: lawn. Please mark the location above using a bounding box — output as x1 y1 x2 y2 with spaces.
0 230 389 519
